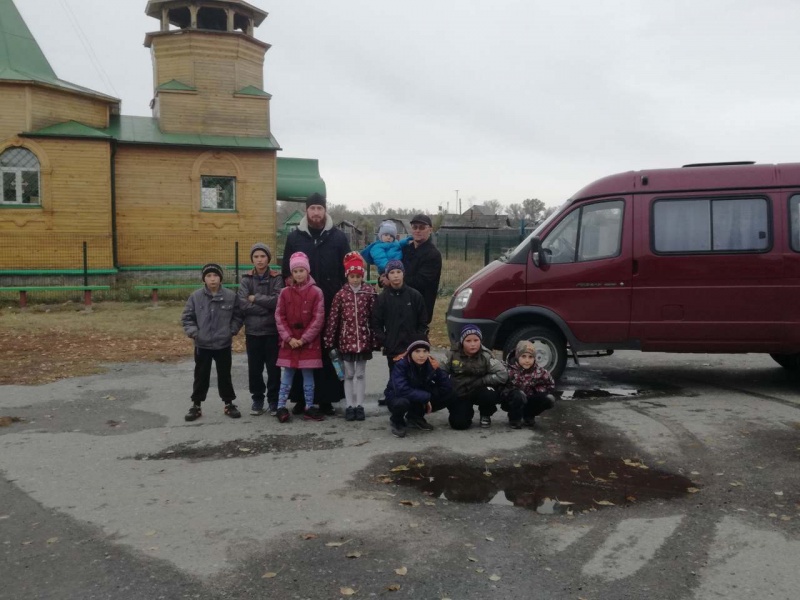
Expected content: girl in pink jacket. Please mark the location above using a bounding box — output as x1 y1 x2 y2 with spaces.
275 252 326 422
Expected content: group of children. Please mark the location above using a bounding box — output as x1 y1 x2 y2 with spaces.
180 226 556 434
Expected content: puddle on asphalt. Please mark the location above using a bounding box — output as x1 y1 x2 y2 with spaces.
128 433 342 462
382 456 696 514
560 387 641 400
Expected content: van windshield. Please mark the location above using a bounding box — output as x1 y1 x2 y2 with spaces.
502 201 568 262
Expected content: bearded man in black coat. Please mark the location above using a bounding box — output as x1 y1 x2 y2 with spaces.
281 192 351 413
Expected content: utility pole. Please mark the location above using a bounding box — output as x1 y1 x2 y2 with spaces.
455 189 460 215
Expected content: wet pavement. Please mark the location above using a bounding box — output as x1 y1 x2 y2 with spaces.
1 351 798 599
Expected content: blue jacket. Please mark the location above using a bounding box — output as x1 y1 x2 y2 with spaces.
387 354 452 403
361 237 411 274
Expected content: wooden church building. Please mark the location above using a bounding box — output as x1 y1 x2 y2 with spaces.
0 0 324 271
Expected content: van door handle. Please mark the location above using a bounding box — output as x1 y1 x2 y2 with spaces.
632 259 639 275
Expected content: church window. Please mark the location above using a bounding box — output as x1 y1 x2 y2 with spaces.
1 148 40 205
201 176 236 211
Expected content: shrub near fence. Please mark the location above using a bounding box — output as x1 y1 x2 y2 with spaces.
0 230 527 305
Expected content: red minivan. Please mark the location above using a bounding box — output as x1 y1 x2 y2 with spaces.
446 161 800 379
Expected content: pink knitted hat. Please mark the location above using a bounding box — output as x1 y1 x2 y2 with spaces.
289 251 310 272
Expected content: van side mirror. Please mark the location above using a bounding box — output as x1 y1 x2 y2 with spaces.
531 236 548 268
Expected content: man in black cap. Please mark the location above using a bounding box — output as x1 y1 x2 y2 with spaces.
402 213 442 327
281 192 351 414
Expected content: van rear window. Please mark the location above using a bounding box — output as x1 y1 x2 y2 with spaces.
789 195 800 251
653 197 769 253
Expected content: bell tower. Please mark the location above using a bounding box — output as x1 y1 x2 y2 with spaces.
144 0 271 137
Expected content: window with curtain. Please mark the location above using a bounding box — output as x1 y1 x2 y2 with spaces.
1 148 40 205
653 197 769 253
542 199 624 264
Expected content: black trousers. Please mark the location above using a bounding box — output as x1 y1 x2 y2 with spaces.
449 386 501 430
382 355 398 399
191 346 235 404
387 389 456 426
502 389 556 421
245 334 280 405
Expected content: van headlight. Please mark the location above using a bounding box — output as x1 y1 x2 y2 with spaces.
452 288 472 310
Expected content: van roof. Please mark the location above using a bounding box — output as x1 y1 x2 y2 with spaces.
570 162 800 202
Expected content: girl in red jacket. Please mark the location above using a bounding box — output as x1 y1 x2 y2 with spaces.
323 252 378 422
275 252 326 422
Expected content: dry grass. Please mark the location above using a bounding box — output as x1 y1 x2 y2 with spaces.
0 296 455 386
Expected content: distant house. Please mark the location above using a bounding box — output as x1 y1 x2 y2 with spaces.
336 220 364 249
439 212 512 230
279 210 304 235
362 216 411 240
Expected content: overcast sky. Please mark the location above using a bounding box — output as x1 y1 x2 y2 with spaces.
17 0 800 212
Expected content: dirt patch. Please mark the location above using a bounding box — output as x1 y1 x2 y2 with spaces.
0 302 245 385
129 433 343 461
0 300 449 386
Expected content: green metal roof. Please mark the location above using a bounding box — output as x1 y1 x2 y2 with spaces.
25 115 281 150
28 120 111 138
157 79 197 92
235 85 271 98
276 157 325 201
0 0 119 103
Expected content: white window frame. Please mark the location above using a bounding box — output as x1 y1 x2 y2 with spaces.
1 149 41 205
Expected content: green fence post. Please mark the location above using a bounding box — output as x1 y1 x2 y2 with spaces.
83 241 88 287
445 233 449 259
484 239 490 265
236 242 241 283
464 234 468 261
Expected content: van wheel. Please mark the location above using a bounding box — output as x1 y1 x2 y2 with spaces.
769 353 800 371
504 326 568 380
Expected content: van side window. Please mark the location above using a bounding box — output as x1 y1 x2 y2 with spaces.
543 200 623 264
653 197 769 253
790 194 800 251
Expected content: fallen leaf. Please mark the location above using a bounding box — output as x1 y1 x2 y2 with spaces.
325 539 351 547
46 537 58 544
513 463 521 468
399 500 420 507
687 487 701 494
475 568 485 573
556 500 574 505
145 530 157 537
390 465 410 472
464 543 475 548
594 500 615 506
408 456 417 463
483 470 492 477
238 447 251 453
261 572 277 579
301 533 317 540
730 481 743 487
379 477 394 484
352 440 369 447
626 496 637 502
340 587 356 596
769 513 778 518
781 516 792 521
489 574 501 581
424 501 436 506
386 583 401 591
485 458 497 464
395 567 408 576
346 551 362 558
775 491 784 496
690 471 701 475
485 536 495 542
467 556 478 562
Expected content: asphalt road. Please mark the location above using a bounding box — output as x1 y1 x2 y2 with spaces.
0 350 798 599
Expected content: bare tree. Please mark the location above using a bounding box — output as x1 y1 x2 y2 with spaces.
327 202 349 223
484 199 503 215
544 205 559 219
507 203 525 221
522 198 546 222
367 202 386 215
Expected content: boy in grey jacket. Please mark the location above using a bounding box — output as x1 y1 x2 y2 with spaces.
181 263 244 421
238 242 283 416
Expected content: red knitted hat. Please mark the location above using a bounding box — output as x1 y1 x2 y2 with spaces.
343 251 365 277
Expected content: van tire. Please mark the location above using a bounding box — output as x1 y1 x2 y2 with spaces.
769 353 800 371
504 326 568 380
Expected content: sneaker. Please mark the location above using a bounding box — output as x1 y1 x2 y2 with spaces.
479 415 491 428
407 415 434 431
224 403 241 419
276 407 290 423
509 419 523 429
268 403 278 416
355 406 366 421
291 402 306 415
319 403 336 416
303 406 325 421
184 405 202 422
390 422 406 438
345 406 356 421
250 401 265 416
524 417 536 428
